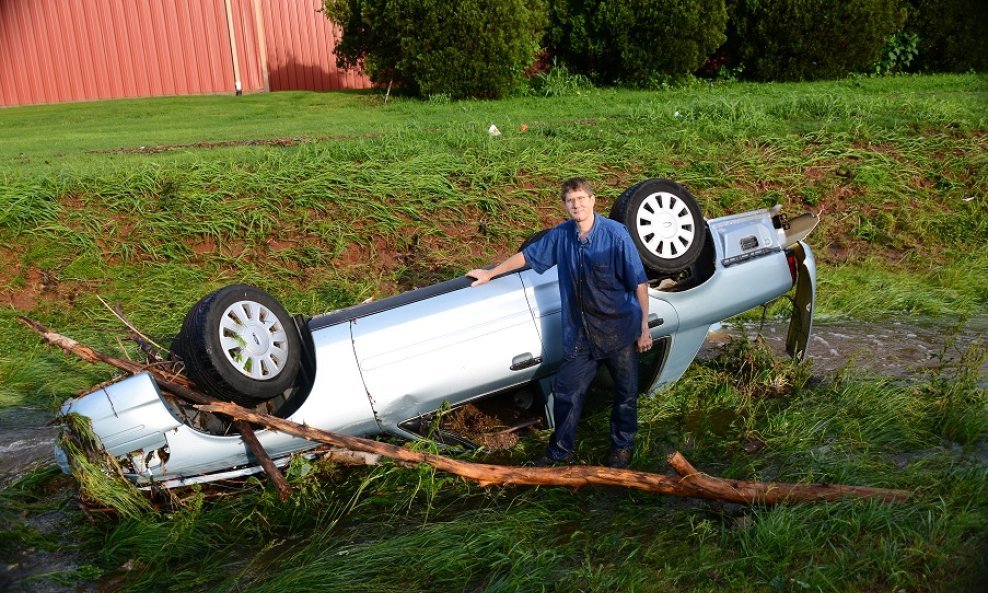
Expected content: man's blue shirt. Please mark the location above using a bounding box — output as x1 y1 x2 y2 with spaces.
523 214 648 359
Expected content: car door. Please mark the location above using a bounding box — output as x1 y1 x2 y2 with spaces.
350 273 544 430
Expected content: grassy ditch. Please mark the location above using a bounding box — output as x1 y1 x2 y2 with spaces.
2 336 986 592
0 74 986 591
1 74 986 411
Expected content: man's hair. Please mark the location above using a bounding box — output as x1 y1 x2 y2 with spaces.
560 177 594 201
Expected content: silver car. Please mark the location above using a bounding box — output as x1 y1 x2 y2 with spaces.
55 179 817 488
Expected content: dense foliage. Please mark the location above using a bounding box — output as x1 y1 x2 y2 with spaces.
730 0 906 81
907 0 988 73
324 0 545 99
545 0 728 85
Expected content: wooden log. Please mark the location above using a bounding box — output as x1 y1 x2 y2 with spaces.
665 452 908 504
17 316 197 391
18 316 293 499
234 420 292 501
199 400 910 505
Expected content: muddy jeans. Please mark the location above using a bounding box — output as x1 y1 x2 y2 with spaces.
546 340 639 460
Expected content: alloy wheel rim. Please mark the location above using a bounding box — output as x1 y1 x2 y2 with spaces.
218 300 289 379
634 191 696 259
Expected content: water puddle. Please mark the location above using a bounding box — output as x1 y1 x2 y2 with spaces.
0 407 58 488
703 315 988 382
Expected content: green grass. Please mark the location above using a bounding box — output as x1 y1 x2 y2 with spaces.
2 74 985 411
3 336 984 592
1 74 986 592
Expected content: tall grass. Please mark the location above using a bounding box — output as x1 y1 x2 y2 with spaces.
6 336 982 592
1 75 986 592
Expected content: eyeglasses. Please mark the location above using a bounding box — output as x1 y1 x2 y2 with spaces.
564 194 594 206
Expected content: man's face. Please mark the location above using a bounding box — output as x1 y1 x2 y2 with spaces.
563 189 595 223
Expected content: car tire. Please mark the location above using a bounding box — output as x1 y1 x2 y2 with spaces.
177 285 302 406
609 178 707 275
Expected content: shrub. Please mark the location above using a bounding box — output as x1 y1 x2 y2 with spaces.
545 0 728 86
873 31 920 75
526 59 595 97
324 0 547 99
907 0 988 72
730 0 907 81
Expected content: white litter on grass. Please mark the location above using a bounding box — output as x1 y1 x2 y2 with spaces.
488 124 501 136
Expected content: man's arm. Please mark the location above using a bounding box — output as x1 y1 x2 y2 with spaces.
466 251 527 287
636 282 653 352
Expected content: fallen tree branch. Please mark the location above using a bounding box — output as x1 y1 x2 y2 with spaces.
19 316 293 500
199 400 910 504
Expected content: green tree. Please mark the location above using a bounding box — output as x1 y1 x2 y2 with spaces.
325 0 547 99
731 0 907 81
545 0 728 85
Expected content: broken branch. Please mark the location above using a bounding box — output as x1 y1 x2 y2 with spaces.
199 400 909 505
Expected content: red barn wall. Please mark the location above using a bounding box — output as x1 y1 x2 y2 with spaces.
0 0 370 107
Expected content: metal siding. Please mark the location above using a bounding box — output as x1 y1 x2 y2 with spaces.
0 4 16 105
119 0 147 95
0 0 368 107
135 1 163 97
230 0 265 93
261 0 371 92
261 0 286 91
20 1 48 103
7 1 33 104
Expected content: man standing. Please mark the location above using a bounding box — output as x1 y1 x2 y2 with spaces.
466 178 652 468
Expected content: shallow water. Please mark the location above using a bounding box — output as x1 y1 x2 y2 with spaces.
703 315 988 382
0 407 58 487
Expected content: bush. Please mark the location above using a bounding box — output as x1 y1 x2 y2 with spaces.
545 0 728 86
907 0 988 72
526 59 595 97
731 0 907 81
872 31 920 75
325 0 546 99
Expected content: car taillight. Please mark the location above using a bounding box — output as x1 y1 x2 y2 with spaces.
786 251 798 284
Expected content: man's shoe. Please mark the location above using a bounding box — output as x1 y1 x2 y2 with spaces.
529 452 574 467
605 448 632 469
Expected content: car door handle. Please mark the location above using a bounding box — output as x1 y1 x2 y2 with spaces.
510 353 542 371
648 314 664 328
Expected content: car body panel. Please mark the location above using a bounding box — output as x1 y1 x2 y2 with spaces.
352 273 544 434
56 206 816 486
62 373 182 457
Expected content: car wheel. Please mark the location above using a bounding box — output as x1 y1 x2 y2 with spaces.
177 285 302 406
610 178 707 275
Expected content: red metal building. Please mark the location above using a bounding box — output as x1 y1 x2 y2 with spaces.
0 0 371 107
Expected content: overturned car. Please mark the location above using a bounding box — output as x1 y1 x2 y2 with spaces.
56 179 817 488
